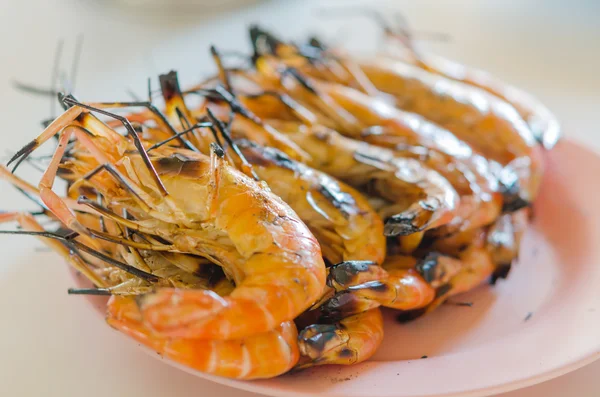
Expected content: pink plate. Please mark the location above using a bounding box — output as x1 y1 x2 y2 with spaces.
76 140 600 397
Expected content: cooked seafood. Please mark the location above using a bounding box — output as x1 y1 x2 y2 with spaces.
0 20 551 380
246 28 542 212
4 99 327 340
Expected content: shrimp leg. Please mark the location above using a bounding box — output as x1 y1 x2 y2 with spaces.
0 212 106 287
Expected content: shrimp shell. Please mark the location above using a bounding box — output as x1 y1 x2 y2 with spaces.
296 308 383 368
386 52 560 149
107 296 299 379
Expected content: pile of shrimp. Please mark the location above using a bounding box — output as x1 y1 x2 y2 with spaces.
0 20 558 380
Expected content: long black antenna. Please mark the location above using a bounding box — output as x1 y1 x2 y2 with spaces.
50 39 65 119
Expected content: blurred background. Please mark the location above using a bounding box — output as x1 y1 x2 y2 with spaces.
0 0 598 396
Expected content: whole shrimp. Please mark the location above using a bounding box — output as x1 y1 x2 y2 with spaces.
2 191 383 376
0 209 300 379
4 97 327 340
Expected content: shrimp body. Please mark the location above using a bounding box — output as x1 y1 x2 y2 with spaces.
235 139 385 265
262 120 459 236
309 81 503 231
107 296 299 379
122 148 326 340
387 52 560 149
357 58 543 204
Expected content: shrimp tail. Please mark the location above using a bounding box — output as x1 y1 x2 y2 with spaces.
296 308 383 369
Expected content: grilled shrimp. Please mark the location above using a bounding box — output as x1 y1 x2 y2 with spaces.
300 259 435 323
107 296 299 379
383 49 560 149
0 207 304 379
6 99 326 340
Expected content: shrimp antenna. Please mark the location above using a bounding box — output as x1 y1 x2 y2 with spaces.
15 186 48 212
61 95 168 196
206 108 259 181
214 50 254 69
202 114 224 149
50 39 65 119
210 45 233 92
68 288 112 296
126 88 142 101
8 133 45 173
393 12 451 43
182 87 225 102
147 121 213 152
69 34 84 92
242 90 311 124
280 67 319 96
173 107 210 152
317 7 395 35
0 230 158 281
213 84 264 124
11 81 59 97
317 7 450 50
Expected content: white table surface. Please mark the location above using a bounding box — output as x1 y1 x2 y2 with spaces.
0 0 598 396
